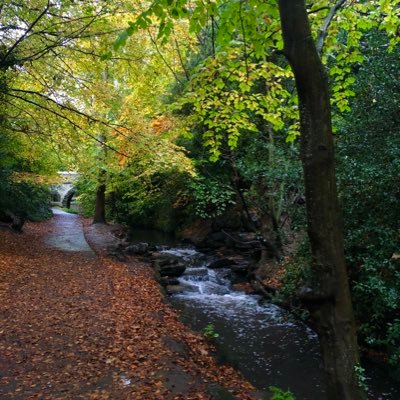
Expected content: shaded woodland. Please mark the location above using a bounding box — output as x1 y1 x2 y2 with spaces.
0 1 399 399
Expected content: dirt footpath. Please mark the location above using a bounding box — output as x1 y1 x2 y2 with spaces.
0 211 259 399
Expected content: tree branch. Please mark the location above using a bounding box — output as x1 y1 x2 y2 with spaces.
316 0 347 55
8 87 144 144
0 1 51 65
172 28 190 80
7 92 129 157
147 29 184 86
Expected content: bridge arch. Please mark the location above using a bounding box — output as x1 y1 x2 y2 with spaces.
61 188 76 209
50 190 61 203
50 172 79 208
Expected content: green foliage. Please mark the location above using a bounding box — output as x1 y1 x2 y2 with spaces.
0 170 52 222
75 131 197 231
387 320 400 378
335 31 400 366
74 177 96 218
189 177 236 219
1 4 399 386
354 364 368 392
279 259 308 303
268 386 295 400
237 132 303 227
275 240 312 322
173 48 298 160
114 0 399 157
203 323 219 340
110 167 194 232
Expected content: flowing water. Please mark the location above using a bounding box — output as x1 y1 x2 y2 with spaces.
159 247 400 400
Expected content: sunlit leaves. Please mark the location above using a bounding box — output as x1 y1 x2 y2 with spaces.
116 0 399 158
172 46 298 160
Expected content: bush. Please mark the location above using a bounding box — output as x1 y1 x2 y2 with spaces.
0 170 52 225
74 177 96 218
189 176 236 219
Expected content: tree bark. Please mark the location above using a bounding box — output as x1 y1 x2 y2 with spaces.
6 211 25 232
92 181 106 224
277 1 365 399
92 134 107 224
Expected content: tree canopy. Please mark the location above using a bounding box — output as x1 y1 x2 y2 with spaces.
0 1 399 398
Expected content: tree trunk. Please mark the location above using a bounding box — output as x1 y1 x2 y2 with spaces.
6 211 25 232
278 1 365 399
93 121 108 224
92 182 106 224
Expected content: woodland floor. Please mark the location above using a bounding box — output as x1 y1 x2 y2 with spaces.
0 210 260 400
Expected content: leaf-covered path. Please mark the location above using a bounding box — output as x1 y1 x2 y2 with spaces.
0 211 258 399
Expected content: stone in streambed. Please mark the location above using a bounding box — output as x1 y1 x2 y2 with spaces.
125 242 149 255
152 253 181 267
159 277 180 287
159 263 186 277
166 284 199 295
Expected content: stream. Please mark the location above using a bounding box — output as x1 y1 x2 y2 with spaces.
129 231 399 399
164 247 325 399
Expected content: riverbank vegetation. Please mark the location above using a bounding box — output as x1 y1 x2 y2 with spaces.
0 0 399 398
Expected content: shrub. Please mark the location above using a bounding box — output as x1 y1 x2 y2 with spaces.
0 170 52 226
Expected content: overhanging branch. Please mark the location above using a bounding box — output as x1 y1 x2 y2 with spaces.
8 88 140 144
0 1 51 65
7 92 129 158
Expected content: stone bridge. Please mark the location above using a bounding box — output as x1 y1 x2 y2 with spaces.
50 172 79 208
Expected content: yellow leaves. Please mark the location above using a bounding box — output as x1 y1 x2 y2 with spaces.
11 172 57 184
285 122 300 143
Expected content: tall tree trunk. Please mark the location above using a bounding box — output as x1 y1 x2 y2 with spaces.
93 131 107 224
278 1 365 399
93 181 106 224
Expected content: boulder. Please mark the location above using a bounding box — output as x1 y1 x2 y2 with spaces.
206 383 237 400
165 285 187 295
107 251 127 262
161 336 190 359
159 263 186 277
165 283 198 295
125 242 149 255
237 232 259 242
159 277 180 287
183 267 208 278
179 219 213 246
234 241 260 250
208 232 227 242
152 253 181 267
232 233 262 250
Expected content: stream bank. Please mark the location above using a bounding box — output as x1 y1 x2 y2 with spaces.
117 228 400 400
